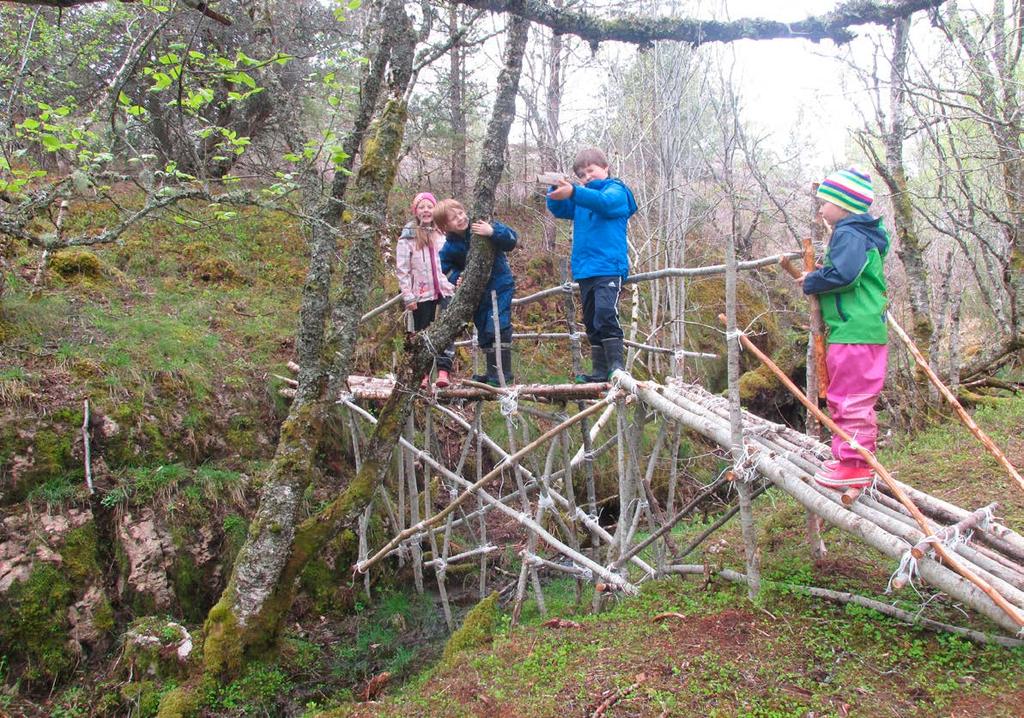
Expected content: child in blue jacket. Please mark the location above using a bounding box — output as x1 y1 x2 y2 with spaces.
434 198 518 386
546 148 638 382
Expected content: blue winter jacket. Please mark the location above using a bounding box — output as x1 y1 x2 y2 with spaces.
546 177 638 280
439 220 517 298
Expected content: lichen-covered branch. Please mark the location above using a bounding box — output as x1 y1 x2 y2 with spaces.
452 0 946 48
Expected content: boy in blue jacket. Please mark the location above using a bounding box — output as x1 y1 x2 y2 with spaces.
434 198 519 386
546 148 638 382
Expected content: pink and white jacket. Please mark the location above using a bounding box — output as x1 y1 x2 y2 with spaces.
395 221 454 306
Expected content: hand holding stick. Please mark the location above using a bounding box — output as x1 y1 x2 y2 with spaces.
780 243 829 397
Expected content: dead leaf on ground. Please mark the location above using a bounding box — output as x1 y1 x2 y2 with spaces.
542 617 582 629
361 671 391 701
652 612 686 623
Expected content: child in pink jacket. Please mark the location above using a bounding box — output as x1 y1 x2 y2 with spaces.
395 192 456 388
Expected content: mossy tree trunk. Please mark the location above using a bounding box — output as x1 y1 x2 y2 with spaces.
282 11 531 621
184 9 531 705
195 0 415 687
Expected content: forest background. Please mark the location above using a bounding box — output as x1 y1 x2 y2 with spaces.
3 0 1024 716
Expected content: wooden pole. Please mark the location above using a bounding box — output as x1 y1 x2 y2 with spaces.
81 399 94 495
724 317 1024 629
887 313 1024 495
780 248 828 396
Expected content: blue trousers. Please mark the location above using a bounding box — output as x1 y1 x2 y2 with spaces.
475 285 514 348
579 275 623 343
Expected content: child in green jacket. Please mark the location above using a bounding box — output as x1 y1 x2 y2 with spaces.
796 168 889 491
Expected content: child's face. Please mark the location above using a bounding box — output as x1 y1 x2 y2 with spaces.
818 200 849 227
576 163 610 183
415 200 435 224
447 206 469 232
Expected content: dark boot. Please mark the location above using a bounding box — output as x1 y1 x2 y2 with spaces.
576 344 607 383
602 337 625 378
497 346 513 385
472 349 496 384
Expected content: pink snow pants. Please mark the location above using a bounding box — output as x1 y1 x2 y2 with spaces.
826 343 888 468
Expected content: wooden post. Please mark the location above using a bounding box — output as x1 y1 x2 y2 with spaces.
725 211 761 599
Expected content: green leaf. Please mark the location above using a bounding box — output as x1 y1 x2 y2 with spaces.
348 0 362 9
225 71 257 89
330 147 350 167
18 117 40 131
40 134 62 152
149 72 173 92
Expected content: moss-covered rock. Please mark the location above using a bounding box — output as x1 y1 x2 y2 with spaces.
155 684 200 718
122 617 196 681
49 248 105 280
440 591 500 667
194 257 239 283
62 522 102 585
0 563 75 686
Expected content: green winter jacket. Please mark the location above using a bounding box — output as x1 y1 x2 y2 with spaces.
802 213 889 345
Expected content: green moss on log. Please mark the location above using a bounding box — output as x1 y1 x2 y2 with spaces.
201 591 244 679
441 592 500 667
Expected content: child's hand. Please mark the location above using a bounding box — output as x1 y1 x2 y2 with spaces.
407 301 418 311
547 178 573 201
794 272 808 287
471 220 494 237
456 276 462 288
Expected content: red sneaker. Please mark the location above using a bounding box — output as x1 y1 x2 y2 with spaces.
435 370 450 389
814 462 873 490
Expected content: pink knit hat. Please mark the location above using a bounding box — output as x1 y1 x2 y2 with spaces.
411 192 437 214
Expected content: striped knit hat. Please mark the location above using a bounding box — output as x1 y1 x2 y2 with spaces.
816 168 873 214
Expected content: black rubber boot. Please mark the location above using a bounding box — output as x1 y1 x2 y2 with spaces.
602 337 625 379
472 349 496 384
497 346 513 386
575 344 607 383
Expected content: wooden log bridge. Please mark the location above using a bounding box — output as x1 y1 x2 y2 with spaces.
332 355 1024 639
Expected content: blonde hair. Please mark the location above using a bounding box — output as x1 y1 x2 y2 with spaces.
432 198 465 233
413 222 434 250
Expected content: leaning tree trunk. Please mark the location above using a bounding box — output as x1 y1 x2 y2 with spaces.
282 14 532 604
449 5 468 198
539 4 563 251
164 1 416 704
